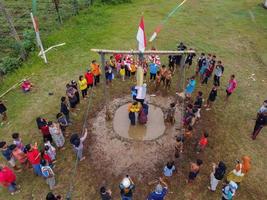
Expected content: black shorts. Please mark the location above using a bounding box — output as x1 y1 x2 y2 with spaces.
186 60 192 66
226 90 232 96
131 72 136 76
188 171 198 180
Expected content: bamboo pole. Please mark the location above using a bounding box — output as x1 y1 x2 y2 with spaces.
0 77 30 98
91 49 195 55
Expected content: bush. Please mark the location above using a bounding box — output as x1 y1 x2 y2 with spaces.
101 0 132 4
0 57 22 75
11 29 35 58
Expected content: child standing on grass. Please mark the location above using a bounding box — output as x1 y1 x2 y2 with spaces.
0 164 20 195
187 159 203 184
48 121 65 149
40 159 56 190
12 133 24 151
44 139 57 161
175 136 184 158
225 74 237 102
163 161 176 177
120 65 126 81
25 143 42 176
205 84 218 111
78 75 88 99
213 61 224 87
196 132 209 154
194 91 203 119
9 144 28 168
84 69 94 89
184 126 193 139
185 76 196 100
0 141 21 172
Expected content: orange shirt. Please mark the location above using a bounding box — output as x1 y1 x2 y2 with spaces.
91 63 101 76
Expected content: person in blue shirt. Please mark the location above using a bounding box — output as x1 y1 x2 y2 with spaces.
163 161 175 177
147 178 168 200
185 76 196 99
119 175 135 200
149 62 158 81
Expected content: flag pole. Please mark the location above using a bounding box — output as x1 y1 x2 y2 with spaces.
30 12 47 64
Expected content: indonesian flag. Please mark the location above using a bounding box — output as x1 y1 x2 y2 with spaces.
136 16 146 52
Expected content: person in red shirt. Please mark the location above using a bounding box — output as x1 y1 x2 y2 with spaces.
25 143 42 176
0 165 20 195
84 69 94 89
196 132 209 154
21 79 33 92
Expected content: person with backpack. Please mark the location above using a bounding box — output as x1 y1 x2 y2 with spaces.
41 159 56 190
208 161 227 192
70 128 88 161
119 175 135 200
221 181 238 200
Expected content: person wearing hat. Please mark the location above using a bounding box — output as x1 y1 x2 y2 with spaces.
0 164 20 195
221 181 238 200
147 177 168 200
46 192 62 200
251 100 267 140
119 175 135 200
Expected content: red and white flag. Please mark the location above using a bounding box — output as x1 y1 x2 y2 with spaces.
136 16 146 52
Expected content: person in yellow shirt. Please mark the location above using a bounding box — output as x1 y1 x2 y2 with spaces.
128 102 140 125
78 75 88 99
90 60 101 86
120 65 126 81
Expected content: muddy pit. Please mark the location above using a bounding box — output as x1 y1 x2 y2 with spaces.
89 95 182 178
113 104 165 141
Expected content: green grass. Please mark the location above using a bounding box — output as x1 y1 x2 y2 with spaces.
0 0 267 199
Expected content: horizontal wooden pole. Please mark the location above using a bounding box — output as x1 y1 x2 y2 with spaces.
91 49 195 55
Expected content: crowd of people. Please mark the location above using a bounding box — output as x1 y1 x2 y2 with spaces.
0 43 265 200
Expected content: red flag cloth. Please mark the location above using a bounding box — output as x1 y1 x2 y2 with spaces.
136 16 146 52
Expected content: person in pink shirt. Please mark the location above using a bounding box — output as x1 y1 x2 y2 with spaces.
21 79 32 92
225 74 237 101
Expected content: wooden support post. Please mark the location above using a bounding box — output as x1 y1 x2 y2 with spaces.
100 52 110 120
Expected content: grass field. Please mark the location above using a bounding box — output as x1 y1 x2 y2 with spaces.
0 0 267 199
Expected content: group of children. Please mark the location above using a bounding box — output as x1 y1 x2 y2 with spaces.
0 48 244 200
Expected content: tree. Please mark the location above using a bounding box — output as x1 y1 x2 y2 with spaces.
0 0 27 60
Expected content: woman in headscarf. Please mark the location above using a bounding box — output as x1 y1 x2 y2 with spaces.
208 161 227 191
226 156 251 184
